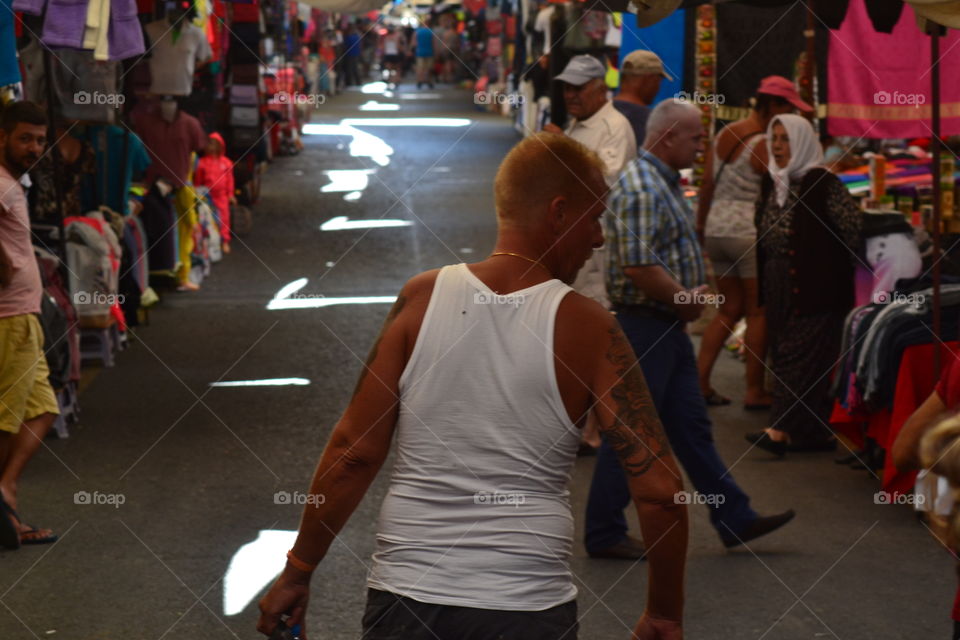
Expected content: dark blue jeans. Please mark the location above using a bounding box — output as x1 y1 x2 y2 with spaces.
584 312 757 552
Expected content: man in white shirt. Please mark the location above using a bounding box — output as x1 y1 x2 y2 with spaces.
544 55 637 186
544 55 636 313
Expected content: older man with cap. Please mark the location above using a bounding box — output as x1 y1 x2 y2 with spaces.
543 54 636 187
614 49 672 148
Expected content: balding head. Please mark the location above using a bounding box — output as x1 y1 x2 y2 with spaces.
643 99 703 171
494 132 606 226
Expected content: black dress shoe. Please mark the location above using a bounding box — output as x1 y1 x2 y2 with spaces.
721 510 795 548
588 535 647 560
745 431 787 457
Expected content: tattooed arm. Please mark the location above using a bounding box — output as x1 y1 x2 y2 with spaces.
257 270 439 637
596 321 687 626
556 293 687 631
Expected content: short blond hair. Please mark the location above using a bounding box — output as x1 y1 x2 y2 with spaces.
493 133 606 225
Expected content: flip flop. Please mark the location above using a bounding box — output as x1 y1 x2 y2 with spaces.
19 525 58 545
703 390 732 406
0 496 21 550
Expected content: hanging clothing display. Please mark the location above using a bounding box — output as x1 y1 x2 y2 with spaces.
145 19 213 96
29 135 96 223
20 42 122 123
132 106 208 187
139 180 178 273
14 0 145 60
0 0 20 86
193 132 234 243
827 0 960 138
173 186 201 285
80 126 151 216
833 281 960 412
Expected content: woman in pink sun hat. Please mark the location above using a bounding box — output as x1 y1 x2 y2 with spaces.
695 75 812 410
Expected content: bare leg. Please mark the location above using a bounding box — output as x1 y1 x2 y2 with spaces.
0 412 56 513
742 278 772 406
697 276 744 396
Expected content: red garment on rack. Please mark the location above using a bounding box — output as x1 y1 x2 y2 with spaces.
831 341 960 495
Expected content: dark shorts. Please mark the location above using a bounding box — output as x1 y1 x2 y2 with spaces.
383 54 401 64
361 588 579 640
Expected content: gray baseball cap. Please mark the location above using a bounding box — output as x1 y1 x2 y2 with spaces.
555 55 607 86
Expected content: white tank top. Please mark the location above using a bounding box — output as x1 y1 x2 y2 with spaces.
367 263 581 611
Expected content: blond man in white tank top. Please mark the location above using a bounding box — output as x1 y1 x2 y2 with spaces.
257 133 688 640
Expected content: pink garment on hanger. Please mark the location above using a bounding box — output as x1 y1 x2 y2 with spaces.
827 0 960 138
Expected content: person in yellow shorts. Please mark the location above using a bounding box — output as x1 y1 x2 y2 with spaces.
0 101 60 550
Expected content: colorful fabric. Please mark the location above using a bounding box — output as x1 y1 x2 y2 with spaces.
827 0 960 138
174 186 200 285
194 133 234 242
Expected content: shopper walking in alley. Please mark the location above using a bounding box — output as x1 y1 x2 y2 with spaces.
694 76 806 409
545 54 638 457
746 114 862 457
589 99 794 557
613 49 671 148
257 133 688 640
414 18 436 89
342 24 363 87
0 101 59 549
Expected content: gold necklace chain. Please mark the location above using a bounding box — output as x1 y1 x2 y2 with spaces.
489 251 542 266
487 252 552 286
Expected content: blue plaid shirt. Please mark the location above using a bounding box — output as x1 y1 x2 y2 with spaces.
605 149 706 309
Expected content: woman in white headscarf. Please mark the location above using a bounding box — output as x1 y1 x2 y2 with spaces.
746 114 863 457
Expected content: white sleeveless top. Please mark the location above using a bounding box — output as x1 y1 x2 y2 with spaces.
704 133 765 239
367 263 582 611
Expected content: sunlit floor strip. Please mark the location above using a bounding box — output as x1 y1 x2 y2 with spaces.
210 378 310 388
320 216 412 231
340 117 471 127
359 100 400 111
224 529 297 615
267 278 397 310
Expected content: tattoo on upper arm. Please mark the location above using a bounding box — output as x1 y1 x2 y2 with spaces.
602 327 671 476
350 294 407 400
